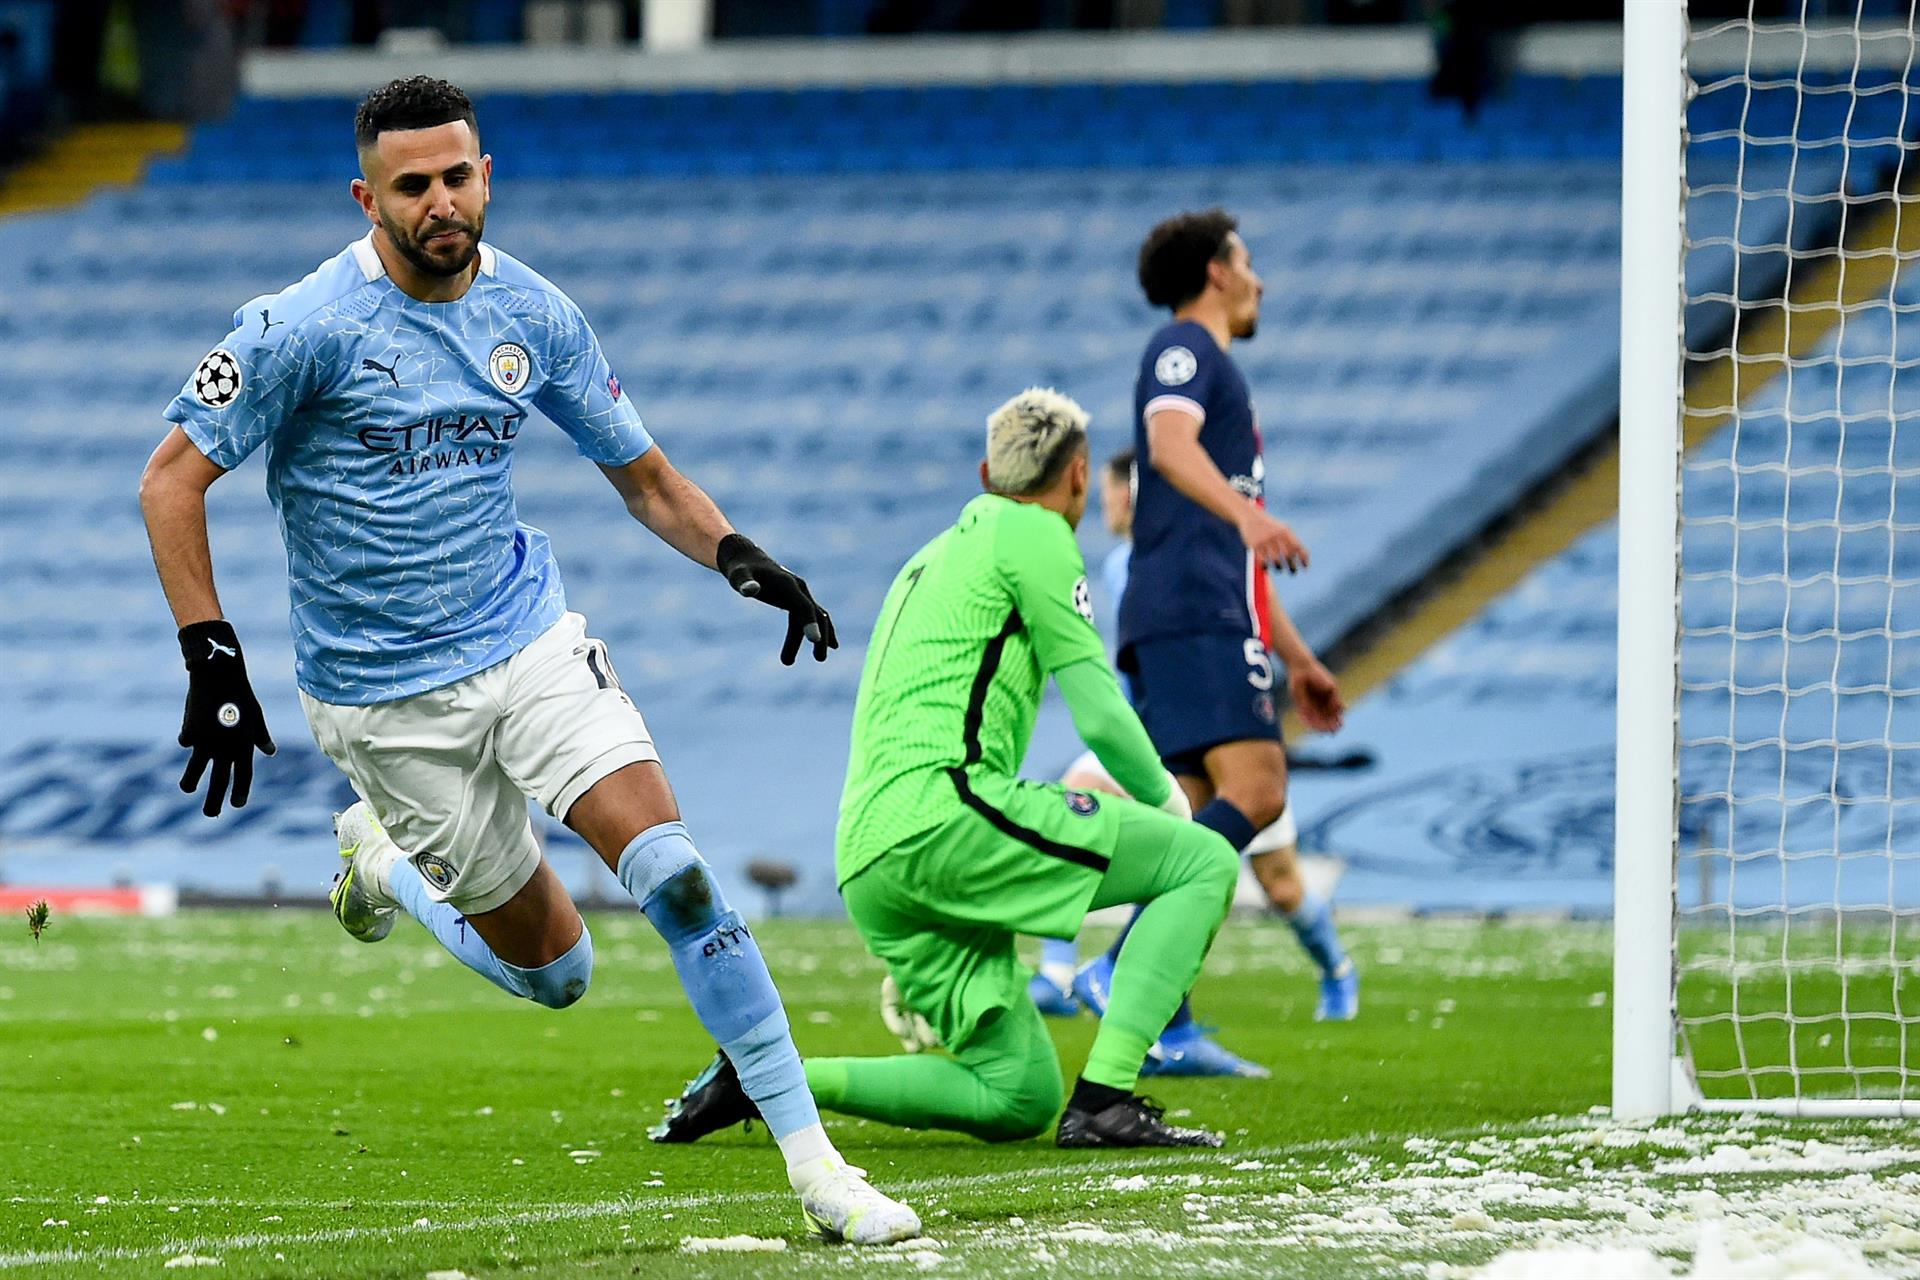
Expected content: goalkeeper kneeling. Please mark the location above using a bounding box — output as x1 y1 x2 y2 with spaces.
654 389 1238 1149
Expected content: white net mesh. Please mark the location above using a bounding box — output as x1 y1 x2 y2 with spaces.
1677 7 1920 1106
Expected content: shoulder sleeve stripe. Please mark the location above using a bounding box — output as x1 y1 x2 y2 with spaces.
1143 394 1206 427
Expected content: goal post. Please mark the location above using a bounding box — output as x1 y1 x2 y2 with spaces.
1617 3 1920 1119
1615 0 1687 1123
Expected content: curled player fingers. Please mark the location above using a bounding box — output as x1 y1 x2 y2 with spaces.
180 746 211 795
780 612 805 666
203 757 233 818
1291 666 1346 734
1262 527 1308 574
231 753 254 810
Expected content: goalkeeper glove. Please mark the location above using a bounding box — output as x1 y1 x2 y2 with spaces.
716 533 838 665
177 620 276 817
1156 773 1193 820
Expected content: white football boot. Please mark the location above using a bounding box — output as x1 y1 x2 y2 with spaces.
328 802 401 943
793 1156 922 1245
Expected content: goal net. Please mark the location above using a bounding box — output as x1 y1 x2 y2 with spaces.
1619 3 1920 1118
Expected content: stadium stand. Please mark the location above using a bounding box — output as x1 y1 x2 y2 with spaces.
2 70 1911 909
1294 259 1920 912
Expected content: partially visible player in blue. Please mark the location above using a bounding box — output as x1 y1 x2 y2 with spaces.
1031 447 1354 1056
1070 210 1358 1072
137 76 917 1246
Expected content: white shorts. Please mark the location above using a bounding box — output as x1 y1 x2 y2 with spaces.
301 612 658 914
1060 749 1297 851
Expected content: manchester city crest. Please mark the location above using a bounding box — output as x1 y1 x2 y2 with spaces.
413 852 459 890
487 341 532 395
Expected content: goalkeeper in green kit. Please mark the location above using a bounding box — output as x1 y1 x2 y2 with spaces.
654 389 1239 1148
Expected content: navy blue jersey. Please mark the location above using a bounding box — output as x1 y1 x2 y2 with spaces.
1119 319 1271 652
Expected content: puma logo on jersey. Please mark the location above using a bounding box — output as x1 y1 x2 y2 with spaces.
259 309 282 337
207 638 238 659
362 357 401 388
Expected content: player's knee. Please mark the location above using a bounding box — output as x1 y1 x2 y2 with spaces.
979 1104 1054 1143
1214 760 1287 830
619 821 718 938
523 926 594 1010
1188 830 1241 909
1223 789 1286 832
652 863 718 932
978 1071 1063 1143
963 1014 1063 1142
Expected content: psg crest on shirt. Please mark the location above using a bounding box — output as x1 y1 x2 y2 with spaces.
487 341 532 395
1064 790 1100 817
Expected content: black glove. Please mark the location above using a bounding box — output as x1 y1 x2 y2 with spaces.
716 533 838 665
177 620 276 817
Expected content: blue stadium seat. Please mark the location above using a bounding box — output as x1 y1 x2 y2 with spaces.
12 68 1919 908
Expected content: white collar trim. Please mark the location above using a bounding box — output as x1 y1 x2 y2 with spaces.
350 230 497 282
350 230 383 281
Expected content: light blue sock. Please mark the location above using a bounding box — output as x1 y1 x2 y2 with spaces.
388 860 594 1008
389 858 529 999
1039 936 1078 984
1285 891 1348 977
619 821 820 1141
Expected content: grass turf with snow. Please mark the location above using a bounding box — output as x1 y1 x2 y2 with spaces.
3 911 1916 1278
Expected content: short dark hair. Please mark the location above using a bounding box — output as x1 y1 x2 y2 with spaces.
1026 427 1089 496
355 76 479 150
1137 208 1238 311
1105 448 1135 483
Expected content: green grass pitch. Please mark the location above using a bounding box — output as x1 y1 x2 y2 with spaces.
5 911 1918 1278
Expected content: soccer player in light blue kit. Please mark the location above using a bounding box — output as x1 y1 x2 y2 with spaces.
137 76 918 1246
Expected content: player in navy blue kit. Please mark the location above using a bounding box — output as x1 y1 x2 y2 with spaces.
1072 209 1358 1076
137 77 917 1244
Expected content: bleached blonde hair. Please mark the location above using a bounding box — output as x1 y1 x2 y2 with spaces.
985 387 1090 495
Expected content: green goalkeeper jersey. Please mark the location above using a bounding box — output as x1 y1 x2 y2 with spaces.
837 493 1111 884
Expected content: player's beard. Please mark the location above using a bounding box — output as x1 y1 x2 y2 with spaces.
385 207 486 279
1233 306 1259 341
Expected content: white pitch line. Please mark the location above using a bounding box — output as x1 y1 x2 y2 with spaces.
9 1116 1886 1273
0 1136 1370 1271
0 996 689 1026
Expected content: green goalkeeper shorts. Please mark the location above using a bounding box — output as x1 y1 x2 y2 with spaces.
840 769 1161 1052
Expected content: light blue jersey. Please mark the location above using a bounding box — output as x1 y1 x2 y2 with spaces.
164 232 653 705
1099 541 1131 637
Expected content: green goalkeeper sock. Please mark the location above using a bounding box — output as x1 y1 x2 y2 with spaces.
804 1002 1062 1143
1080 814 1239 1092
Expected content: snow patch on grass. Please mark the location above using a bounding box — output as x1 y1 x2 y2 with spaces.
1467 1222 1890 1279
680 1234 788 1253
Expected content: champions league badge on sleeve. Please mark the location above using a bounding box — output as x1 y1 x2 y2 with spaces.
487 341 532 395
192 348 244 408
1154 345 1197 387
1072 576 1095 625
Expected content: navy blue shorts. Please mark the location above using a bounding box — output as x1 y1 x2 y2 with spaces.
1120 631 1282 778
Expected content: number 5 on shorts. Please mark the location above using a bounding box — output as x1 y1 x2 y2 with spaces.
1243 638 1274 692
